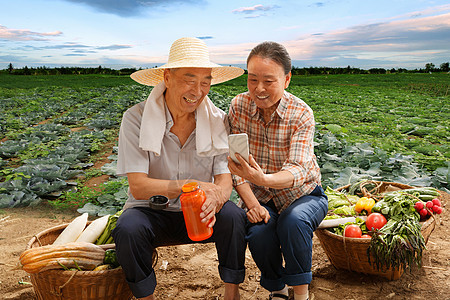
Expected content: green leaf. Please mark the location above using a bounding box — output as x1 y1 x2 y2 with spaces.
97 194 115 204
97 206 120 216
325 124 348 134
77 202 102 216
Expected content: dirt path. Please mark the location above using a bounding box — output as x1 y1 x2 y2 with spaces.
1 193 449 300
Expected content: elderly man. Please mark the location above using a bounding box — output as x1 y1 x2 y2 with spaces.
112 37 246 300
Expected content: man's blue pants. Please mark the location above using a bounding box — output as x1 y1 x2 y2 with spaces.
112 201 247 298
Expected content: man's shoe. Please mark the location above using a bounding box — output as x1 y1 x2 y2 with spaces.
269 292 289 300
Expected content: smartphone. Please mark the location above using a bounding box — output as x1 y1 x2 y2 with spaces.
228 133 250 164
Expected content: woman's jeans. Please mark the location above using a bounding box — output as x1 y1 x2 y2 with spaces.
246 185 328 292
112 201 247 298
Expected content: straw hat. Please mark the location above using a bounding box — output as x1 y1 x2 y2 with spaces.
131 37 244 86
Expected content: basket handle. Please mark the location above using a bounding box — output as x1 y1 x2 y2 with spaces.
34 235 42 247
342 236 351 271
50 270 78 299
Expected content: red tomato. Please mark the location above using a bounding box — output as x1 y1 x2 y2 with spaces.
344 225 362 238
361 234 371 239
366 213 387 231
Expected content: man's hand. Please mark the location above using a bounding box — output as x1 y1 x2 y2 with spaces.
246 205 270 223
198 182 226 228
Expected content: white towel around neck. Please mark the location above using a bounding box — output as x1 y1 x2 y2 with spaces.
139 82 229 157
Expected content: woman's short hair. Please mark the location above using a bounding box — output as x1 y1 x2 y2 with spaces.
247 41 291 75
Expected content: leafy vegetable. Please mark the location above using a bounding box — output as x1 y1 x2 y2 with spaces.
95 210 123 245
332 206 356 216
368 216 426 272
324 186 358 209
376 192 420 219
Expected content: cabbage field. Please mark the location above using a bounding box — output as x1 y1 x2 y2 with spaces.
0 73 448 215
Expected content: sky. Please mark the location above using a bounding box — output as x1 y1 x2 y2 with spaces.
1 0 449 70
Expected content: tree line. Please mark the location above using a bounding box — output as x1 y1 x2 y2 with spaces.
291 62 449 75
3 64 137 76
2 62 449 76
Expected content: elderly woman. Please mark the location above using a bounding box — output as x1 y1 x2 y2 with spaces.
227 41 328 300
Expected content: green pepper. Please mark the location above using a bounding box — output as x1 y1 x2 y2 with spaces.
104 249 120 268
371 200 390 215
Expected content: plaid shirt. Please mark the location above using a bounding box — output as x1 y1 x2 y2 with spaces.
228 91 322 213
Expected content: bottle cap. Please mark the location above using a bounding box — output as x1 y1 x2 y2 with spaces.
182 182 199 193
148 195 169 210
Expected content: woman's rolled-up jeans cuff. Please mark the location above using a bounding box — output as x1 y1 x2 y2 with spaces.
283 272 313 287
218 266 245 284
126 270 157 299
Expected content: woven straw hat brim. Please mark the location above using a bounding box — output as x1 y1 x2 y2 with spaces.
130 65 244 86
130 37 244 86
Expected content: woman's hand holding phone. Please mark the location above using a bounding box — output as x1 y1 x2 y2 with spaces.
228 152 266 187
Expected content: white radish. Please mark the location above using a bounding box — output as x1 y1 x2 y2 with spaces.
317 216 368 229
75 215 110 243
53 213 88 245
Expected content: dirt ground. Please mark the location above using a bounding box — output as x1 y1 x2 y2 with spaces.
0 192 449 300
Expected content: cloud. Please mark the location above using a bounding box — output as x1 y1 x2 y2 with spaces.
232 4 279 15
207 7 450 69
63 0 200 17
0 25 62 41
73 50 97 54
244 14 265 19
96 44 133 50
394 4 450 21
283 11 450 67
4 41 134 66
0 54 29 63
47 43 90 49
12 43 90 51
64 53 87 56
13 43 132 52
324 13 449 49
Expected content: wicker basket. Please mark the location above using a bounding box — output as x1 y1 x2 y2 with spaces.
25 223 133 300
315 181 437 280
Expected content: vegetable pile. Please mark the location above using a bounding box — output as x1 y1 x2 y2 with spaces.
19 242 105 273
20 211 123 273
95 210 122 245
323 180 443 273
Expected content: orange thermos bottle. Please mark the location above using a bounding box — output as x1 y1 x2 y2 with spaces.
180 182 213 241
